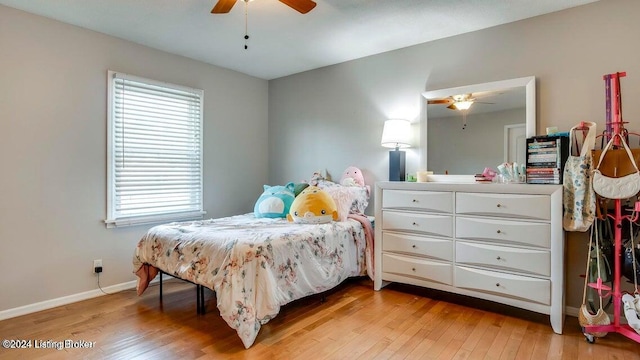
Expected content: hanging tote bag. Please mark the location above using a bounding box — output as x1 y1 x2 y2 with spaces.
592 133 640 200
578 220 611 337
563 122 597 232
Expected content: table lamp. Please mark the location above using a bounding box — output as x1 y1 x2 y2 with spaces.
381 119 411 181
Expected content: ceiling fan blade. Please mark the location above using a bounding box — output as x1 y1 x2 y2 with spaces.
211 0 238 14
428 99 453 105
279 0 317 14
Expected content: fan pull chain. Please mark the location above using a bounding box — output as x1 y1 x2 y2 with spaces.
244 0 249 50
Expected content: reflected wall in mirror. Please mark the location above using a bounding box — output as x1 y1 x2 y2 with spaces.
421 76 536 175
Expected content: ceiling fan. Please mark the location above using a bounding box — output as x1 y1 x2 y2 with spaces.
211 0 317 14
428 93 496 130
427 94 493 111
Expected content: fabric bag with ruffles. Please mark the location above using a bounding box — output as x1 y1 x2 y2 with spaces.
563 122 596 232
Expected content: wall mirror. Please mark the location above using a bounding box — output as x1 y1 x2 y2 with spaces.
420 76 536 175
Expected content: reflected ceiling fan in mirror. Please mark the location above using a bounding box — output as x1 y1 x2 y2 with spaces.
427 93 495 111
427 93 496 129
211 0 317 14
211 0 316 50
427 93 495 130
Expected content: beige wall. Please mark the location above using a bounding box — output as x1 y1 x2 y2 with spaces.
0 6 268 313
269 0 640 310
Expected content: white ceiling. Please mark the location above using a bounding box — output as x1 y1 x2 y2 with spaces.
0 0 598 80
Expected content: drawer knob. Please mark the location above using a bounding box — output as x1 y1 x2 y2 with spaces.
496 230 502 234
496 283 501 287
496 204 502 208
496 256 502 260
412 199 418 203
412 222 418 226
412 267 416 272
412 245 417 248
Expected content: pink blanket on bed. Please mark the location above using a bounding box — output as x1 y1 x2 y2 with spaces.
135 263 159 296
348 213 374 280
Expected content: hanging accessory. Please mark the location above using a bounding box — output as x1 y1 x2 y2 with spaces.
592 133 640 200
586 216 614 313
623 241 640 286
579 219 611 337
563 121 597 232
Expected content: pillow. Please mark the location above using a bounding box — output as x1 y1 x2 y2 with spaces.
347 186 369 214
322 186 351 222
287 186 338 224
323 186 361 221
313 181 369 216
253 183 295 218
302 171 370 217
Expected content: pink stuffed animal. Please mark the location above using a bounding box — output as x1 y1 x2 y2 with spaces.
340 166 370 197
340 166 365 187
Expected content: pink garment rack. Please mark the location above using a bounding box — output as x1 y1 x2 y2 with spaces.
582 71 640 344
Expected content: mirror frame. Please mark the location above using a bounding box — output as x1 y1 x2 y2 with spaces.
420 76 536 172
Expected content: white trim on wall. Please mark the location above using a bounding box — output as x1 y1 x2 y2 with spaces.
0 277 169 321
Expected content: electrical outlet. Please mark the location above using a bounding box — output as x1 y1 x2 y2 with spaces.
93 259 103 273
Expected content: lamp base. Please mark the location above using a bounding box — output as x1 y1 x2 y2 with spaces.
389 150 406 181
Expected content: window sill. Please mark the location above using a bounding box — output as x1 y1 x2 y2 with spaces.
104 211 206 229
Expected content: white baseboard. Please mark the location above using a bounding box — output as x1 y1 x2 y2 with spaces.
0 275 180 322
0 278 159 321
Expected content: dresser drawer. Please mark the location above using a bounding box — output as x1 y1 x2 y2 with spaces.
455 266 550 305
456 217 550 248
456 193 550 220
382 253 452 285
383 211 453 238
382 190 453 213
456 241 550 276
383 232 453 261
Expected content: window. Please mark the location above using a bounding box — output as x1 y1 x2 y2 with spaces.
105 71 204 228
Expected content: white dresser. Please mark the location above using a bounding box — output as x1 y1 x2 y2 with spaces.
374 181 565 334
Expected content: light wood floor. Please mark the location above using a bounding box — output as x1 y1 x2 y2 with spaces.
1 278 639 359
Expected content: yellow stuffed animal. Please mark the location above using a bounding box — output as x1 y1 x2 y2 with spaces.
287 186 338 224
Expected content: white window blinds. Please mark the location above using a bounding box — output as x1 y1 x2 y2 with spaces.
105 71 204 228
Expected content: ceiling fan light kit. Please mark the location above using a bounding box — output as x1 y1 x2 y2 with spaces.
450 100 474 111
450 94 475 111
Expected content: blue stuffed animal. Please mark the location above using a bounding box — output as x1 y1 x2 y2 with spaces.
254 182 296 218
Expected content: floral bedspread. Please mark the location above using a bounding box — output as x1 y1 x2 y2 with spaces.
133 214 369 348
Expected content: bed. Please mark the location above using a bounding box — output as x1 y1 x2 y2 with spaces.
133 180 373 348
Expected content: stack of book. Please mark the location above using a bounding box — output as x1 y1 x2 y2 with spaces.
526 135 569 184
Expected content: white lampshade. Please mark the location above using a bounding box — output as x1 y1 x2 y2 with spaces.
381 119 411 149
